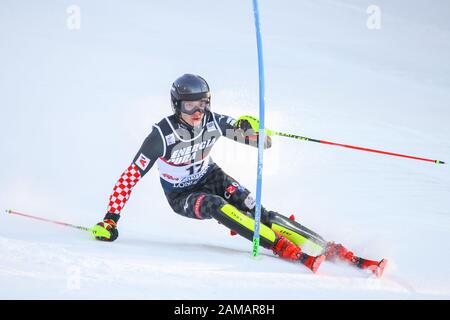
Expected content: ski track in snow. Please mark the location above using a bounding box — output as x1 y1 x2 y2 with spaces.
1 228 449 299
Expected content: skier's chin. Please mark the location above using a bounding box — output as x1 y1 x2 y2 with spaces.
192 119 202 127
190 115 203 126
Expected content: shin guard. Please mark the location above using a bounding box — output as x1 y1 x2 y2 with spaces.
268 212 327 255
212 204 277 249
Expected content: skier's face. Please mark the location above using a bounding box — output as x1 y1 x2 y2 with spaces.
180 99 209 126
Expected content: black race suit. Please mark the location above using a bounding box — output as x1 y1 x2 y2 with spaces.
103 111 326 251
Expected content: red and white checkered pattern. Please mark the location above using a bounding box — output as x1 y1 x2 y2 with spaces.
107 164 142 214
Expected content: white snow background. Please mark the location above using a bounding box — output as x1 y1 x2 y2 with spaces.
0 0 449 299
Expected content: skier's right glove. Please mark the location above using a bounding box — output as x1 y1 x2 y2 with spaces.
235 115 274 136
92 216 119 242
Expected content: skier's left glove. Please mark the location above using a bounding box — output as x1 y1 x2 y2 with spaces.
235 115 274 136
92 214 119 242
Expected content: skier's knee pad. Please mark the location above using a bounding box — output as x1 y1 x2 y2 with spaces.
223 182 257 213
211 204 277 250
223 182 273 224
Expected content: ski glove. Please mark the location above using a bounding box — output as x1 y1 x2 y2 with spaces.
92 218 119 242
235 115 274 136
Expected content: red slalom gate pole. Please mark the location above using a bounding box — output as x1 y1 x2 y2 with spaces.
272 131 445 165
5 209 92 232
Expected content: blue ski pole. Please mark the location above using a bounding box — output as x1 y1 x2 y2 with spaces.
251 0 266 257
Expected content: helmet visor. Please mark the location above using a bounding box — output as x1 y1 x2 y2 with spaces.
180 99 210 115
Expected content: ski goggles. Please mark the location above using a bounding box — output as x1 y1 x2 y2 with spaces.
180 99 210 115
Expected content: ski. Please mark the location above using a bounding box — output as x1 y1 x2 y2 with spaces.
324 242 387 277
354 257 388 278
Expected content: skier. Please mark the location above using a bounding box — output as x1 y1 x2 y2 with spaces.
92 74 386 275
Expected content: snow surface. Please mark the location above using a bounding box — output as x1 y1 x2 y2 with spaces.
1 0 449 299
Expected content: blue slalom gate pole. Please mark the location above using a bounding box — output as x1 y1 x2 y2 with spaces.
251 0 266 257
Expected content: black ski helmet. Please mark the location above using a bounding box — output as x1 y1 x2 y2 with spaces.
170 74 211 115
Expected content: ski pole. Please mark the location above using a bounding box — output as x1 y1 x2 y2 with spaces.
251 0 266 258
271 130 445 165
5 209 93 232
